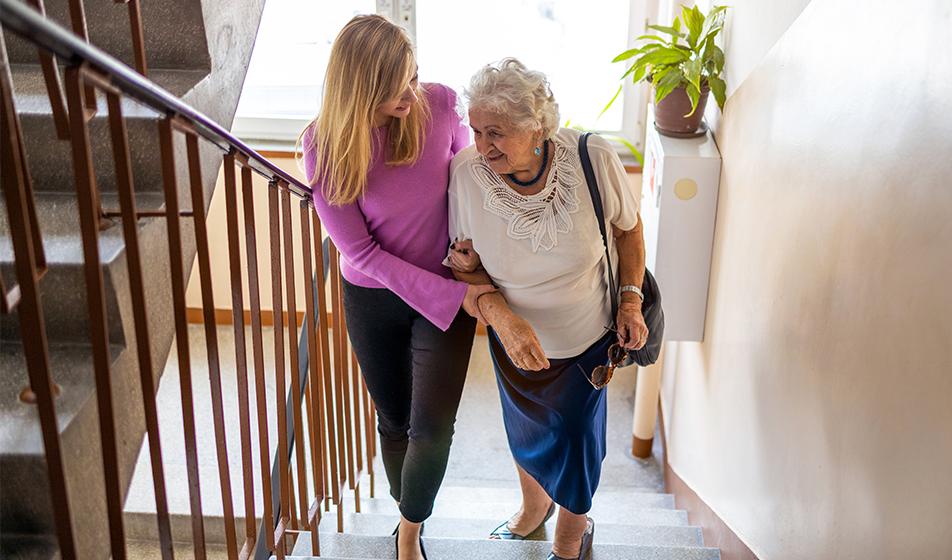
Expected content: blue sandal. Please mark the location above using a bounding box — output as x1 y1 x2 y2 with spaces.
489 501 556 540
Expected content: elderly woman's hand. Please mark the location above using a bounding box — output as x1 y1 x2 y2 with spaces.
617 300 649 350
493 311 550 371
448 238 481 273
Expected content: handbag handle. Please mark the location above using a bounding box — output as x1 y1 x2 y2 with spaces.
578 132 619 328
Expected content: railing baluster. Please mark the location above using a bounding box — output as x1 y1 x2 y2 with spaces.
337 279 357 502
64 64 126 560
300 199 325 555
24 0 70 138
157 116 207 559
328 243 348 532
311 213 340 519
352 347 364 476
280 181 310 529
64 1 97 112
105 87 174 560
0 32 77 558
184 129 239 559
242 165 276 558
223 152 258 556
268 179 291 553
123 0 148 76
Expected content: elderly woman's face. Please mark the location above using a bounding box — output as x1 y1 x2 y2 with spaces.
469 108 542 176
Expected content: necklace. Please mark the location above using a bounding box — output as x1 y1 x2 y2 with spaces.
506 140 549 187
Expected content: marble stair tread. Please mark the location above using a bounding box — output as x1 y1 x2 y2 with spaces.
337 496 689 527
10 63 210 110
9 64 205 196
4 0 211 73
0 191 165 344
357 475 675 509
287 532 720 560
0 191 166 265
313 511 703 546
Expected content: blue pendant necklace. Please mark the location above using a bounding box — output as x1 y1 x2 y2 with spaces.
506 140 549 187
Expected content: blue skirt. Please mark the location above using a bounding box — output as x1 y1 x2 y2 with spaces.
488 329 612 514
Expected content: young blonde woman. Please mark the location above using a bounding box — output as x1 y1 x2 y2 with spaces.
301 14 494 560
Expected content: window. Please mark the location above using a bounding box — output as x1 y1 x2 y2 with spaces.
231 0 375 146
234 1 645 155
416 0 631 133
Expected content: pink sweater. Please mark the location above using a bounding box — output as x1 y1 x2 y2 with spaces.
305 83 470 331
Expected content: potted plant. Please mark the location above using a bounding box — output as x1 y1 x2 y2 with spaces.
611 4 728 137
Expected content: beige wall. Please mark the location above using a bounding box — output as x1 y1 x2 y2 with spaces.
661 0 952 558
184 155 318 314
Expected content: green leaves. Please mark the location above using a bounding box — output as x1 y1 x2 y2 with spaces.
684 82 701 117
599 85 624 117
682 5 705 49
708 75 727 109
652 66 682 105
612 48 642 63
647 24 684 41
610 5 730 114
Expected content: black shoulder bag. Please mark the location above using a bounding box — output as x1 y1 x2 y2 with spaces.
578 133 664 367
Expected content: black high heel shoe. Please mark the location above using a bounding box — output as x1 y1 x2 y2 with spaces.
546 517 594 560
489 501 557 540
394 522 428 560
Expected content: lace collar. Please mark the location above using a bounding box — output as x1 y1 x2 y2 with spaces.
469 137 581 252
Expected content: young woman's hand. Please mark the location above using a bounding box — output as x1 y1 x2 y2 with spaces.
462 283 496 325
448 238 481 273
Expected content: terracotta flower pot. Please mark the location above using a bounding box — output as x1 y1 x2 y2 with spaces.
654 82 710 136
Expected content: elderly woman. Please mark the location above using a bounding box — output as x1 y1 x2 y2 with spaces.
445 59 648 560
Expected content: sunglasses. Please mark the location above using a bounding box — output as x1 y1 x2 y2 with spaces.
588 342 628 389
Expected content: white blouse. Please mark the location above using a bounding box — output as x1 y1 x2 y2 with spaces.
447 128 640 358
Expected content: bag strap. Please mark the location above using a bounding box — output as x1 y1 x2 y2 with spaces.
578 132 618 328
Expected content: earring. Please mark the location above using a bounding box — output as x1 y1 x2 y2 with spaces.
534 145 542 156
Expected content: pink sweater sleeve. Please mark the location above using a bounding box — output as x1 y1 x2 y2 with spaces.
305 137 467 331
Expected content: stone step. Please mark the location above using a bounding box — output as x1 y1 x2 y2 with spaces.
0 342 124 541
340 496 689 527
9 64 185 196
314 511 703 547
0 191 166 344
363 479 676 510
288 532 720 560
5 0 211 73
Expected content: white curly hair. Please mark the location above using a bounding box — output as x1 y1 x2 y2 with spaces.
465 58 560 140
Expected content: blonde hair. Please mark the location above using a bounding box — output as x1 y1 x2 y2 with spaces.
300 14 430 206
466 58 559 140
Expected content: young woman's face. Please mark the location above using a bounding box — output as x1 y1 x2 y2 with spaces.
469 108 541 175
374 70 419 123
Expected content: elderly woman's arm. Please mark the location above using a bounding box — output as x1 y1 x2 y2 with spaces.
449 242 550 371
614 214 650 350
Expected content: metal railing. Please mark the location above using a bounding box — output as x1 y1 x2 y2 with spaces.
0 1 375 558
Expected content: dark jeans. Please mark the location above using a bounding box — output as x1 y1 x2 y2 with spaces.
342 278 475 522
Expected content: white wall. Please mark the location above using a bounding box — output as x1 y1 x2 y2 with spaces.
184 156 317 314
660 0 952 558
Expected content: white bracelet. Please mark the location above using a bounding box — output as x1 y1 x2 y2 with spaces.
619 284 644 301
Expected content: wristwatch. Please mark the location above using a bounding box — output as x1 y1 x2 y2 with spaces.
619 284 644 301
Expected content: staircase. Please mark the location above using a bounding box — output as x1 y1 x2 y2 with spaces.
118 331 719 560
288 356 720 560
292 484 718 560
0 1 265 557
